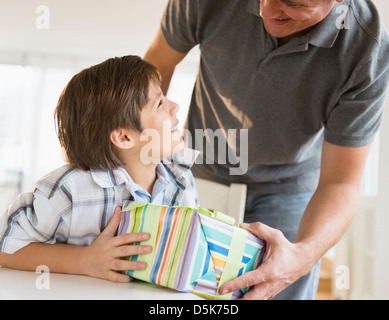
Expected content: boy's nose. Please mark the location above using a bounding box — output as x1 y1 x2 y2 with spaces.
260 0 284 19
169 100 179 116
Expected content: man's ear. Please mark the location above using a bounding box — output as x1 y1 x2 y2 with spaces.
110 129 135 150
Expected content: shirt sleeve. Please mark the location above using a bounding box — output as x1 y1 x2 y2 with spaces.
0 188 71 254
324 45 389 147
160 0 200 53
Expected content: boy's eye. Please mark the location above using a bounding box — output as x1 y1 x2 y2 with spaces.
158 99 163 108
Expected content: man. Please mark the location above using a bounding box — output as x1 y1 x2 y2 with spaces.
144 0 389 299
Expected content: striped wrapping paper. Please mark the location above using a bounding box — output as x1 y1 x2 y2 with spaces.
117 201 266 300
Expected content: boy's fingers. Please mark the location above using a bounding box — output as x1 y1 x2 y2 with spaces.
111 259 147 273
102 207 122 236
115 244 151 258
107 270 132 283
113 232 150 246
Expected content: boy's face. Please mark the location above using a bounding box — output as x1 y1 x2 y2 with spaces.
137 80 184 163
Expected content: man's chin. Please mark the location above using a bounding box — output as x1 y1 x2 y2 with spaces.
263 19 288 34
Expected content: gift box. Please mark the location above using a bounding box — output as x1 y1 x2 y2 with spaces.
117 201 266 299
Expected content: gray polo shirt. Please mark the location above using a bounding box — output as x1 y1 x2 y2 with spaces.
161 0 389 194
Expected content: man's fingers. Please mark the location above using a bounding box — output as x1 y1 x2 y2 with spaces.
240 222 281 242
219 268 266 295
239 282 278 300
219 223 280 296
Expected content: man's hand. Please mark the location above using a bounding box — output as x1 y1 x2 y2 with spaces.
219 222 315 300
83 207 151 282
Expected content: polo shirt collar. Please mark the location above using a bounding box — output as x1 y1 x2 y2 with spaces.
247 0 260 17
308 0 349 48
246 0 348 48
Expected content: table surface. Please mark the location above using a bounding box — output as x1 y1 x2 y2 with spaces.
0 266 204 300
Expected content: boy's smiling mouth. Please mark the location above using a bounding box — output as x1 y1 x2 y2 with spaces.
171 121 180 134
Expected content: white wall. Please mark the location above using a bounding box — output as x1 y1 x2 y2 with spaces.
333 0 389 300
0 0 200 74
0 0 200 104
0 0 163 60
371 0 389 301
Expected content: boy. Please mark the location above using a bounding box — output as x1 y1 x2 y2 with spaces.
0 55 199 282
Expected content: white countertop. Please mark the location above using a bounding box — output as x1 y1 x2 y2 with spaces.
0 266 204 300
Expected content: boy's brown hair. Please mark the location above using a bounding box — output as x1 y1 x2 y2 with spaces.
55 55 160 171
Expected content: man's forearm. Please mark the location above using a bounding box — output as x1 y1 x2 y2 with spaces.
0 242 88 275
143 28 187 96
295 182 360 264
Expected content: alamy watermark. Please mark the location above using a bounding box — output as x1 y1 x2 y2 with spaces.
35 5 50 30
139 122 249 176
35 3 350 31
35 265 50 289
336 5 351 30
335 264 350 290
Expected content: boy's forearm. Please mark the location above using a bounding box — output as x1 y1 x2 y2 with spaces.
0 242 89 275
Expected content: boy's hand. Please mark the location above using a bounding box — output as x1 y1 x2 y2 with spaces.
83 207 151 282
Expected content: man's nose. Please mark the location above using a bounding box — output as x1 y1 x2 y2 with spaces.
260 0 284 19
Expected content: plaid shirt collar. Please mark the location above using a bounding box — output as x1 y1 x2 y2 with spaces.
162 147 200 190
90 148 199 191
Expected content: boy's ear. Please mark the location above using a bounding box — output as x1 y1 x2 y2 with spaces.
110 129 135 150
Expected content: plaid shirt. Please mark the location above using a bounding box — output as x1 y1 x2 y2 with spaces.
0 149 199 254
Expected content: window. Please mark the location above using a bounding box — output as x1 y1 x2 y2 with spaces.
0 63 72 213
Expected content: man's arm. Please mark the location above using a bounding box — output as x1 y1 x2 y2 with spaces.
219 141 371 299
144 28 188 95
294 140 370 258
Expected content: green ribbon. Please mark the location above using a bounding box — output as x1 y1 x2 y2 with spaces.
197 207 235 226
217 226 247 300
124 201 161 283
122 201 149 212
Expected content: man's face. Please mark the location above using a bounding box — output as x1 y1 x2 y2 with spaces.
260 0 340 41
